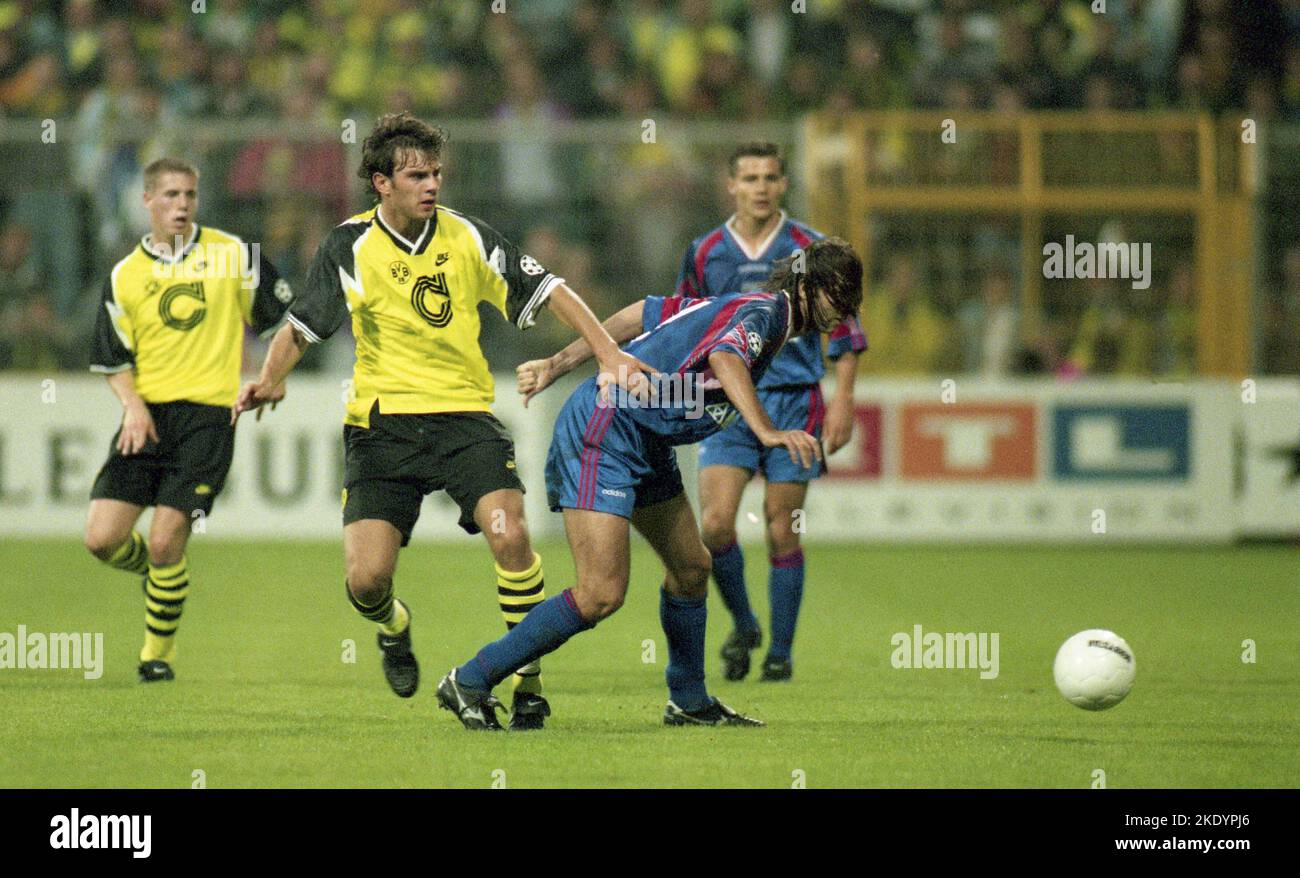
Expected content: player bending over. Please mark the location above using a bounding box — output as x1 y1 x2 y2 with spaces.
85 157 293 682
233 113 648 729
436 237 864 729
677 142 867 681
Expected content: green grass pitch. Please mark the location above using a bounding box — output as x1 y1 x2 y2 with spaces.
2 539 1295 788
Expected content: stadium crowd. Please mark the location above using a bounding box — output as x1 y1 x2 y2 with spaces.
1 0 1297 376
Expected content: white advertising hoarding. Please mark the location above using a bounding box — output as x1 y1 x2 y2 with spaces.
0 375 1293 542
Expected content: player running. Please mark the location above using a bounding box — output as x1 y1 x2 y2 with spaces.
436 237 864 729
232 113 648 730
677 143 868 682
84 157 294 682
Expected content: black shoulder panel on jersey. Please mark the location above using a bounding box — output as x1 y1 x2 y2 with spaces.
288 219 370 343
89 274 134 373
248 249 293 337
457 211 561 329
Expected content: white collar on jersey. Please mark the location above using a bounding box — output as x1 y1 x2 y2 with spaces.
724 209 787 262
376 204 431 253
141 224 199 264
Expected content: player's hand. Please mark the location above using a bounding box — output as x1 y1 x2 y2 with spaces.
232 380 285 424
760 429 822 470
516 358 556 408
117 401 158 456
823 395 855 455
596 350 656 406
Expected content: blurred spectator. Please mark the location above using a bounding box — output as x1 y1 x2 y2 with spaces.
1158 263 1197 376
1261 244 1300 374
860 253 954 375
0 221 70 369
957 269 1020 377
653 0 741 111
1065 277 1157 376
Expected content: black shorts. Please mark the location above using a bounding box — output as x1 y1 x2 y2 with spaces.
90 400 236 516
342 403 525 545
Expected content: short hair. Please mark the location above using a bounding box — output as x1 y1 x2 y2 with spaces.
728 142 785 177
143 158 199 192
359 111 447 198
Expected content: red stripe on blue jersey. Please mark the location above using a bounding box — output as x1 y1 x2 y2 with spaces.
690 229 725 299
675 293 770 373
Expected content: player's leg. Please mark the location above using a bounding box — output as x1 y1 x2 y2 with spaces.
472 488 552 728
754 385 824 681
700 462 763 680
135 403 234 681
632 492 763 727
84 499 148 574
438 507 627 729
340 410 429 697
86 417 161 576
760 480 810 681
442 410 551 724
343 508 419 698
135 505 194 678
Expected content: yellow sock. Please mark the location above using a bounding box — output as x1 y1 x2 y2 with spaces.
497 553 545 695
105 531 149 576
346 582 409 635
140 557 188 664
381 599 410 636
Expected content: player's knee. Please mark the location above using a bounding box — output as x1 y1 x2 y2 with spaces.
574 582 625 621
83 530 119 562
765 506 801 554
487 520 533 570
147 532 185 566
699 513 737 553
345 562 394 603
587 593 624 620
673 546 712 597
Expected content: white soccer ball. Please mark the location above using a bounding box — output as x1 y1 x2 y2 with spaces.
1053 629 1136 711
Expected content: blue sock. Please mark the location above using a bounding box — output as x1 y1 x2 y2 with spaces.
457 589 592 691
659 588 710 712
767 549 805 662
710 541 759 634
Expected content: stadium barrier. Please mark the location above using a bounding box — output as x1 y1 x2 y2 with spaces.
0 375 1295 542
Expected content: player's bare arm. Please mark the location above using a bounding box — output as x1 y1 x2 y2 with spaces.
823 350 860 455
542 285 655 404
709 349 821 470
105 370 158 455
517 299 648 406
230 323 304 423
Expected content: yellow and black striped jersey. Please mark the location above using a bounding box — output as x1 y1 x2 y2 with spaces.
90 225 293 407
287 205 564 426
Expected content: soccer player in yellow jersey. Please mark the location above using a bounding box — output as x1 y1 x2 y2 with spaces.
233 112 650 730
84 157 294 683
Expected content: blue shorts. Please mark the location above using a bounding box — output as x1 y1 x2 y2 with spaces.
698 384 826 482
545 380 684 519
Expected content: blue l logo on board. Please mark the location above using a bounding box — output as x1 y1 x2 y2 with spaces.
1053 406 1190 480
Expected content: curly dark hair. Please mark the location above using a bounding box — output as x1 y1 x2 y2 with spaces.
358 111 446 199
766 236 863 334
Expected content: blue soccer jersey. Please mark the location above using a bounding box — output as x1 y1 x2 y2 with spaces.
613 291 792 445
544 292 793 518
676 211 867 389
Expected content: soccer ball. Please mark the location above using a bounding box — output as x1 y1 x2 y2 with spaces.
1053 629 1136 711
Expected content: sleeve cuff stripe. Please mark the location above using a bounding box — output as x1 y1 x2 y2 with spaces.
90 363 134 374
516 274 564 329
287 313 322 343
